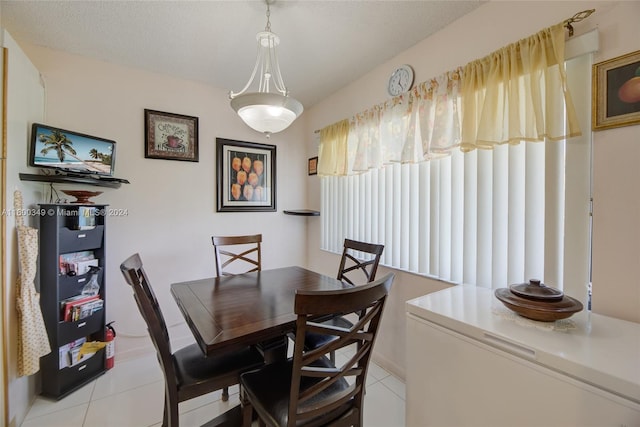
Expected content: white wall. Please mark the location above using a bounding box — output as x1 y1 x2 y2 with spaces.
3 30 45 427
305 0 640 380
16 44 310 359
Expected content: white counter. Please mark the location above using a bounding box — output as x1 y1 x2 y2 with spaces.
406 285 640 426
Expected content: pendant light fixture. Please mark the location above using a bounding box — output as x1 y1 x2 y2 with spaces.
229 0 303 137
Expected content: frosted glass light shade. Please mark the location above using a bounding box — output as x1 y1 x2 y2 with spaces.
230 92 303 135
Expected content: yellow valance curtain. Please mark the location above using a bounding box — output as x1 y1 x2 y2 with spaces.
317 119 350 176
317 22 582 176
460 22 581 151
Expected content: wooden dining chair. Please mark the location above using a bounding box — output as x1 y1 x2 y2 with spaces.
212 234 262 277
239 272 395 427
304 239 385 363
119 253 264 427
337 238 385 286
211 233 264 397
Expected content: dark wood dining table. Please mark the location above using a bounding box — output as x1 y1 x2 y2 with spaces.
170 266 349 362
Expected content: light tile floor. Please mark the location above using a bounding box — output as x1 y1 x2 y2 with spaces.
21 344 406 427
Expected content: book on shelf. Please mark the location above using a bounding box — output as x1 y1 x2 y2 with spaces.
72 298 103 322
58 338 96 369
77 206 97 230
59 250 96 275
60 295 101 322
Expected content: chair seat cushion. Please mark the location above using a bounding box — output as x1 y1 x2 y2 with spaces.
303 315 354 351
241 357 351 427
174 344 264 388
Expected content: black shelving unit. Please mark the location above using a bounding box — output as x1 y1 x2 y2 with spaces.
38 204 107 399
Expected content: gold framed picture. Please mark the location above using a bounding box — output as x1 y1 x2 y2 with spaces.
592 50 640 131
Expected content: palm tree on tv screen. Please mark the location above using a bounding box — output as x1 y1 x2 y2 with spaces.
39 130 102 172
89 147 111 166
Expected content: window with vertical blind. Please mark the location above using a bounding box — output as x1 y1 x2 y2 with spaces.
321 30 597 304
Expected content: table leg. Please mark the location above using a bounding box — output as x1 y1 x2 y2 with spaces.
257 335 288 363
240 385 254 427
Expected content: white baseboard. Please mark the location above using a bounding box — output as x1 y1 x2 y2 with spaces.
372 350 405 382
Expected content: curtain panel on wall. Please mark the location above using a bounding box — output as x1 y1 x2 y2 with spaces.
318 69 462 176
317 119 350 176
460 23 581 151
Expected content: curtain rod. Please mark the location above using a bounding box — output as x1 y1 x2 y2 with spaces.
313 8 595 135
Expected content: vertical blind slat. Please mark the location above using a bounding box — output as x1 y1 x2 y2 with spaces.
364 172 372 244
463 151 478 285
492 145 509 289
544 134 565 289
419 162 430 274
450 151 464 284
384 167 394 267
524 142 545 280
507 143 526 285
408 164 420 272
430 161 440 277
378 168 388 265
439 156 452 281
400 164 410 270
476 149 493 288
392 164 402 267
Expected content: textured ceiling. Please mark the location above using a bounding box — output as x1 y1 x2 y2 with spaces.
1 0 483 107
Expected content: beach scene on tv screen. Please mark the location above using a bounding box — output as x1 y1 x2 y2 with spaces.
33 126 114 175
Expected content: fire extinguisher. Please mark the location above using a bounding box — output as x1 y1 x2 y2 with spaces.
105 321 116 370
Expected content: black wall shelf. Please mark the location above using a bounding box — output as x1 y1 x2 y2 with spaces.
20 173 125 189
283 210 320 216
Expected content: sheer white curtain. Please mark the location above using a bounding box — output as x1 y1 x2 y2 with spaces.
318 69 463 176
460 23 581 150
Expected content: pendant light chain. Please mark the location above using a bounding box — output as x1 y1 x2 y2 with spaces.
263 2 274 95
265 2 271 32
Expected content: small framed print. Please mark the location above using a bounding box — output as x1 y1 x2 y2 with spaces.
216 138 276 212
592 50 640 131
144 109 199 161
308 157 318 176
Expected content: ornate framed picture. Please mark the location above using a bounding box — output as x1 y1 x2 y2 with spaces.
592 50 640 130
308 157 318 175
144 109 199 161
216 138 276 212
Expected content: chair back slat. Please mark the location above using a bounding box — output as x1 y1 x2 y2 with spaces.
212 234 262 277
120 254 178 390
288 273 394 427
337 239 384 286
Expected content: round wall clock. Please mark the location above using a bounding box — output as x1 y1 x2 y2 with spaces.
388 64 415 96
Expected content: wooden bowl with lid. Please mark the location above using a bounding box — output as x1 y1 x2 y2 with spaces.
495 279 583 322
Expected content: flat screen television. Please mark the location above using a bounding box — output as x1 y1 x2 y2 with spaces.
29 123 116 177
